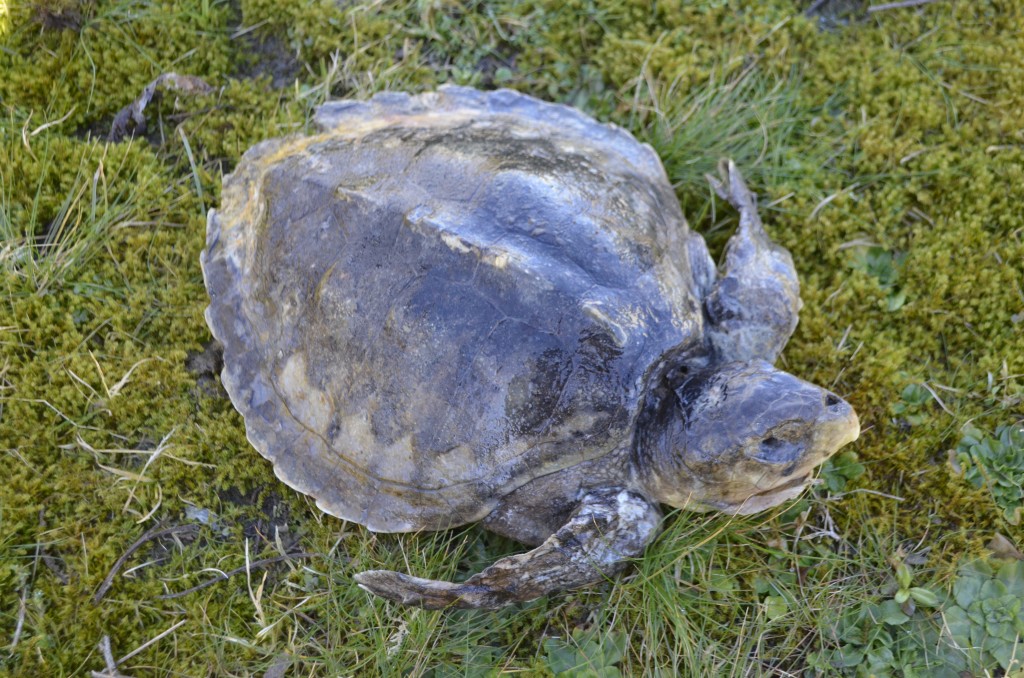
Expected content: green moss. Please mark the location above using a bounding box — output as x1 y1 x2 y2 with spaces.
0 1 237 132
2 0 1023 674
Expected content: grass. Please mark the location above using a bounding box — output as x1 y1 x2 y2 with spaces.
0 113 154 295
1 0 1023 675
634 65 811 189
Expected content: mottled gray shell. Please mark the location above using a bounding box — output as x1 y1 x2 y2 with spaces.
202 86 711 533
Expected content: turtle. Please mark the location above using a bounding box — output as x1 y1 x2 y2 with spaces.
201 85 860 610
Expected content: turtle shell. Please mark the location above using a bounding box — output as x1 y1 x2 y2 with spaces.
202 86 709 532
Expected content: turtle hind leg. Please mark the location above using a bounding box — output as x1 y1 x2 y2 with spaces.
703 160 802 364
354 489 661 610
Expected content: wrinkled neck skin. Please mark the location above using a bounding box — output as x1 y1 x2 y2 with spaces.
631 374 704 508
622 346 712 505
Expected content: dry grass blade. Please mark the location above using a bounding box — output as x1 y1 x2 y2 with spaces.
868 0 940 12
157 552 319 600
75 429 189 521
116 619 188 665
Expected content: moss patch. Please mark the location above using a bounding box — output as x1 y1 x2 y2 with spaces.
1 0 1022 674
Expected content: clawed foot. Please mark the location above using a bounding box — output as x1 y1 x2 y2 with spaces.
354 489 660 610
354 570 484 610
702 159 801 363
706 159 759 216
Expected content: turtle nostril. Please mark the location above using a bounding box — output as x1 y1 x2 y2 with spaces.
825 393 841 408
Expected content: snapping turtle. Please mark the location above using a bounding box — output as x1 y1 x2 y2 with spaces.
202 86 859 610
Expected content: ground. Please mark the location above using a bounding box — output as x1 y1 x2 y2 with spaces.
0 0 1022 675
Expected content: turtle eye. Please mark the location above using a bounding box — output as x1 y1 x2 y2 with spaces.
754 435 802 463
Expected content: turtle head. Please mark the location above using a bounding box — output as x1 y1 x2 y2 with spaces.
636 361 859 515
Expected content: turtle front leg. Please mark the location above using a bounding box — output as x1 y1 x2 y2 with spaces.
354 488 661 610
704 160 802 364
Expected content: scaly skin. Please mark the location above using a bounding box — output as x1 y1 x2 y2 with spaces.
354 489 660 609
704 159 802 364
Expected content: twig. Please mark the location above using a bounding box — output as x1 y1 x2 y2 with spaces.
868 0 940 12
9 587 27 652
804 0 829 15
100 636 117 670
827 488 906 502
41 550 69 583
92 524 199 603
90 635 128 677
157 552 319 600
109 73 214 141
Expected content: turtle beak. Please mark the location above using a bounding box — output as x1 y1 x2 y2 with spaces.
816 391 860 459
723 474 811 515
719 392 859 516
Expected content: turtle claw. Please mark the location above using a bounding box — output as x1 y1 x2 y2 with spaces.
355 567 538 610
707 159 756 215
354 570 472 610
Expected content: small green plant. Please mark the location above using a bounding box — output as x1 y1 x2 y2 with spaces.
813 555 945 675
822 599 921 673
543 629 627 677
850 246 908 312
954 424 1024 524
890 383 934 428
891 561 941 609
814 556 1024 676
820 449 866 493
943 558 1024 673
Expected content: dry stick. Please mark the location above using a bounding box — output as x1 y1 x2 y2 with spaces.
157 552 319 600
90 635 127 678
868 0 940 12
92 524 199 604
9 588 27 652
109 73 213 141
